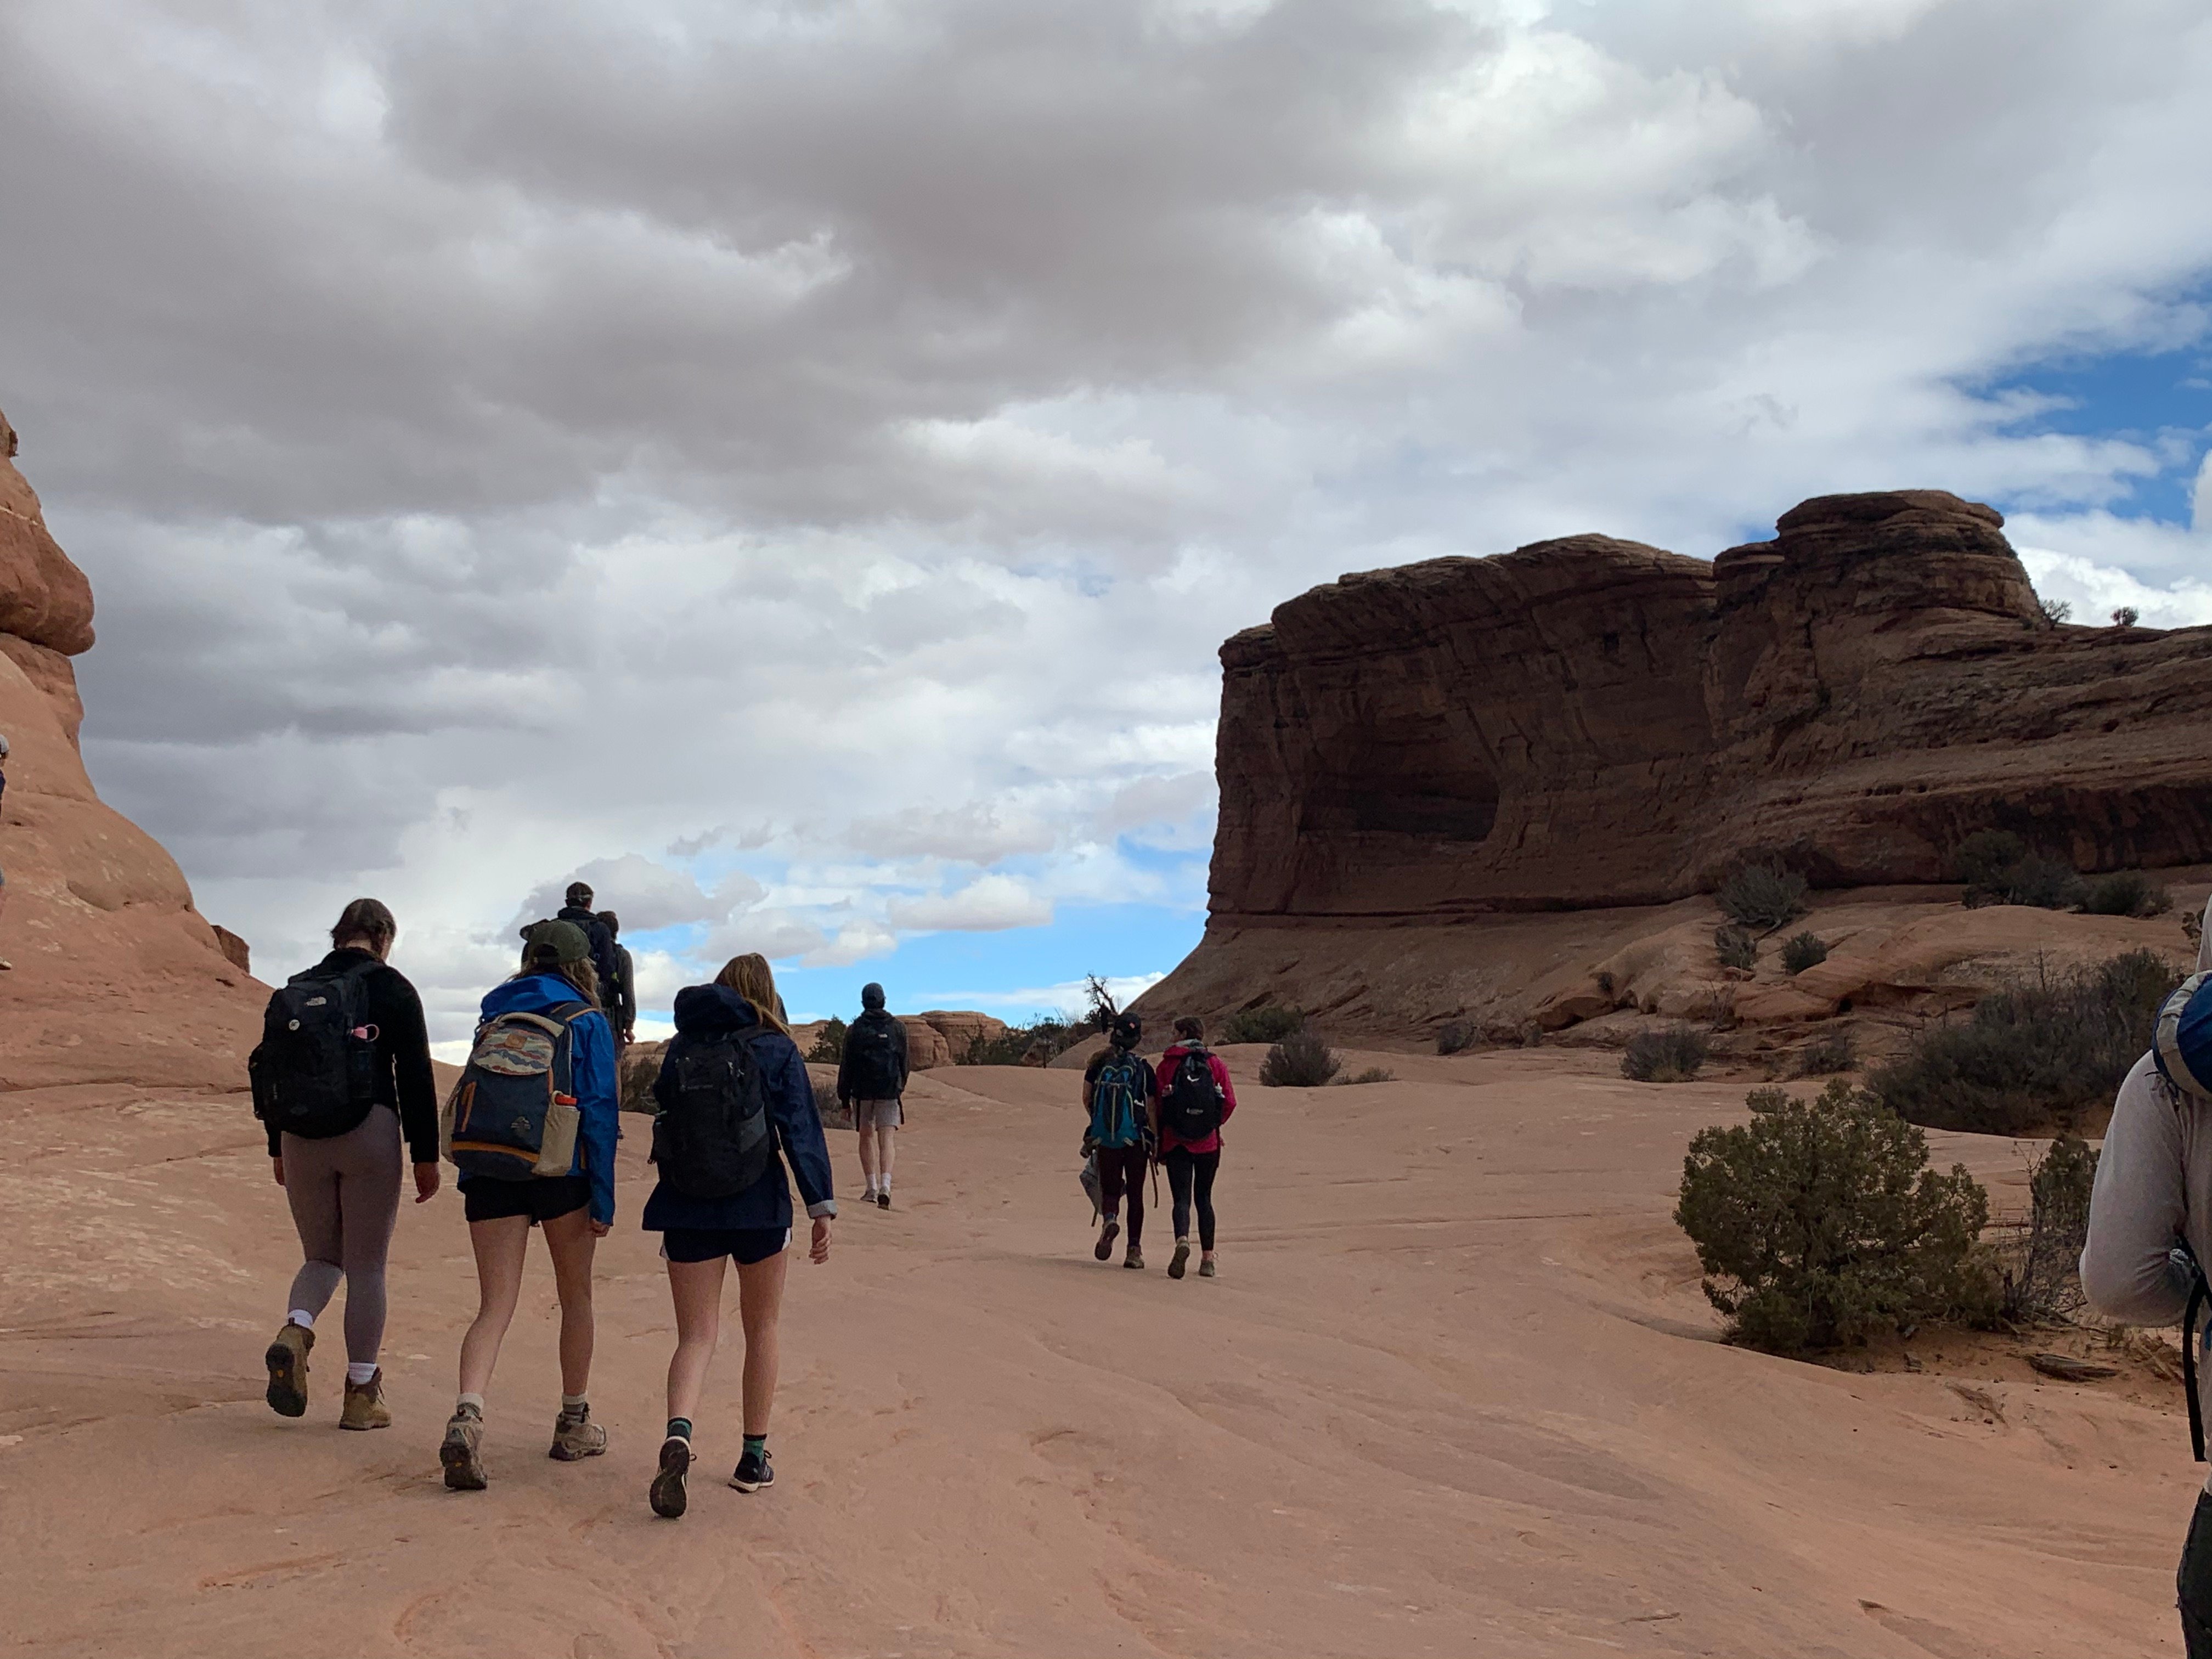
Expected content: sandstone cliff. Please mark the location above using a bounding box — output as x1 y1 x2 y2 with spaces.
0 403 264 1090
1144 491 2212 1042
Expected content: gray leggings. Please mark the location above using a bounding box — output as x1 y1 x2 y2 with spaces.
281 1105 403 1366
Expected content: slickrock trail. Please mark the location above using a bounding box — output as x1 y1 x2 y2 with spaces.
1 1049 2192 1657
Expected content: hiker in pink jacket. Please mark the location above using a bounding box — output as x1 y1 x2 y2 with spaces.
1152 1016 1238 1280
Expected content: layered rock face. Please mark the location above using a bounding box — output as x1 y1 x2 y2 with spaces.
0 404 264 1090
1208 491 2212 922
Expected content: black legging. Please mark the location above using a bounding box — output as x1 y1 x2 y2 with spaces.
1163 1146 1220 1250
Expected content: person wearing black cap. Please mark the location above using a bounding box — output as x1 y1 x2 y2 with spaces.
1081 1013 1156 1269
439 918 621 1492
837 982 909 1208
550 881 621 1010
2083 968 2212 1653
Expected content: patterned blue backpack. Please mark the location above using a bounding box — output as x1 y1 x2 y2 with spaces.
1087 1050 1149 1150
443 1002 591 1181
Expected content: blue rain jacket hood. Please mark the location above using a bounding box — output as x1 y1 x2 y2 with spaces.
465 974 620 1226
645 984 838 1234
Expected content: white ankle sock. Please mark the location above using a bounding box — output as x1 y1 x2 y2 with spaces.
457 1391 486 1414
286 1310 316 1331
347 1362 378 1385
561 1393 589 1419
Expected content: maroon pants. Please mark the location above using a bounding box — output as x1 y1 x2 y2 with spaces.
1095 1146 1147 1248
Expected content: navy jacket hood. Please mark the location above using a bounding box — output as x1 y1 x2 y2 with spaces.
671 983 761 1036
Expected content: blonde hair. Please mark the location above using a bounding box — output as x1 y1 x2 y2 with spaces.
715 952 791 1039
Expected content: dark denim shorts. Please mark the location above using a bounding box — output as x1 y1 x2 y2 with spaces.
661 1226 788 1266
462 1173 592 1226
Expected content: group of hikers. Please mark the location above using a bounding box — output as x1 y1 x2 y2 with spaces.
245 881 1242 1523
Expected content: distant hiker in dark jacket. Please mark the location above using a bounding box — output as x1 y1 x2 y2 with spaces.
252 898 439 1432
439 919 620 1493
837 983 909 1209
1153 1016 1238 1280
600 910 637 1048
555 881 622 1009
644 952 836 1518
1082 1014 1156 1270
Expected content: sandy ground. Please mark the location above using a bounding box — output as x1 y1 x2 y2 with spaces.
1 1047 2200 1658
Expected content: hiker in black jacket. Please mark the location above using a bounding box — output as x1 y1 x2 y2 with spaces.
837 983 909 1209
554 882 621 1009
599 911 637 1050
252 898 441 1432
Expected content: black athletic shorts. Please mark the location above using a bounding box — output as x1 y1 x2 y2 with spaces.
462 1173 592 1226
660 1226 788 1266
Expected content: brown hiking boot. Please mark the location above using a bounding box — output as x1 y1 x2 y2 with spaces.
549 1406 607 1462
441 1404 487 1490
264 1322 312 1418
340 1369 391 1431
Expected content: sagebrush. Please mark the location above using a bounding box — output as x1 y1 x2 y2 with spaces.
1872 949 2182 1135
1222 1005 1305 1046
1260 1027 1341 1087
1718 861 1808 932
1622 1025 1708 1082
1674 1079 1995 1352
1339 1066 1396 1085
1714 925 1757 973
1995 1135 2099 1325
1781 931 1829 974
1954 830 2084 910
1793 1028 1856 1077
2084 871 2172 919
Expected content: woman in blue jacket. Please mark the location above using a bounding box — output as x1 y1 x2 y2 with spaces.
439 920 620 1491
645 952 836 1519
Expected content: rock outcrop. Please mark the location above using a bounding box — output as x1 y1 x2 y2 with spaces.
1142 491 2212 1040
0 403 264 1091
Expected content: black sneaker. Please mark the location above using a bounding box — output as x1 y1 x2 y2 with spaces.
730 1446 774 1492
1094 1218 1119 1262
876 1190 891 1209
650 1436 692 1519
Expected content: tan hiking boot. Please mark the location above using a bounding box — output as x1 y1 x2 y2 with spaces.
441 1404 487 1490
264 1322 313 1418
340 1369 391 1431
549 1406 607 1462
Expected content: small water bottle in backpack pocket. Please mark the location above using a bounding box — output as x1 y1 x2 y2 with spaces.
443 1002 592 1180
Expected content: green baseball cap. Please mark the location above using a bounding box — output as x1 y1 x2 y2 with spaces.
521 919 591 969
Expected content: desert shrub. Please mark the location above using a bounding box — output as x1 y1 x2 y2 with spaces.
1260 1027 1341 1087
2083 871 2172 919
1954 829 2084 910
813 1074 851 1130
619 1051 663 1115
1222 1004 1305 1046
1781 931 1830 975
1714 925 1758 973
1622 1025 1709 1082
1675 1079 1995 1352
1718 861 1808 933
1872 949 2184 1135
807 1015 847 1063
2038 596 2073 625
1794 1028 1857 1077
963 1017 1075 1065
2111 605 2140 628
1436 1020 1477 1056
1994 1134 2099 1325
1339 1066 1396 1085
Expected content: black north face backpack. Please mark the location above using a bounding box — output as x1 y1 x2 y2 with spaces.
1160 1048 1224 1142
250 960 382 1139
653 1030 777 1200
844 1015 902 1098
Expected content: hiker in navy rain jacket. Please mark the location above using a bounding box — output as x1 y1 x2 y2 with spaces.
645 983 837 1233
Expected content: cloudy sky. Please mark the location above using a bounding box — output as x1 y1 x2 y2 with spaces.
3 0 2209 1048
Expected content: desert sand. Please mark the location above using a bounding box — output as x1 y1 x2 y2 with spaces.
2 1045 2194 1658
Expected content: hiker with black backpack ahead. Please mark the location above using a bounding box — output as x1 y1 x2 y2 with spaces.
2083 970 2212 1653
538 879 620 1011
438 919 621 1492
600 909 637 1052
1082 1013 1156 1270
1153 1016 1238 1280
250 898 439 1432
642 952 836 1519
837 981 909 1209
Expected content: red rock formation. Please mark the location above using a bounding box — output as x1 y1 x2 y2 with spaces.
0 404 265 1091
1143 491 2212 1040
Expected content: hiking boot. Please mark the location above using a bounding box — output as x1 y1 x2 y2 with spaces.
730 1446 774 1493
441 1405 487 1491
340 1369 391 1431
1124 1247 1146 1271
264 1322 312 1418
1094 1218 1119 1262
1198 1257 1217 1279
649 1436 692 1519
1169 1240 1190 1280
549 1406 607 1462
876 1190 891 1210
